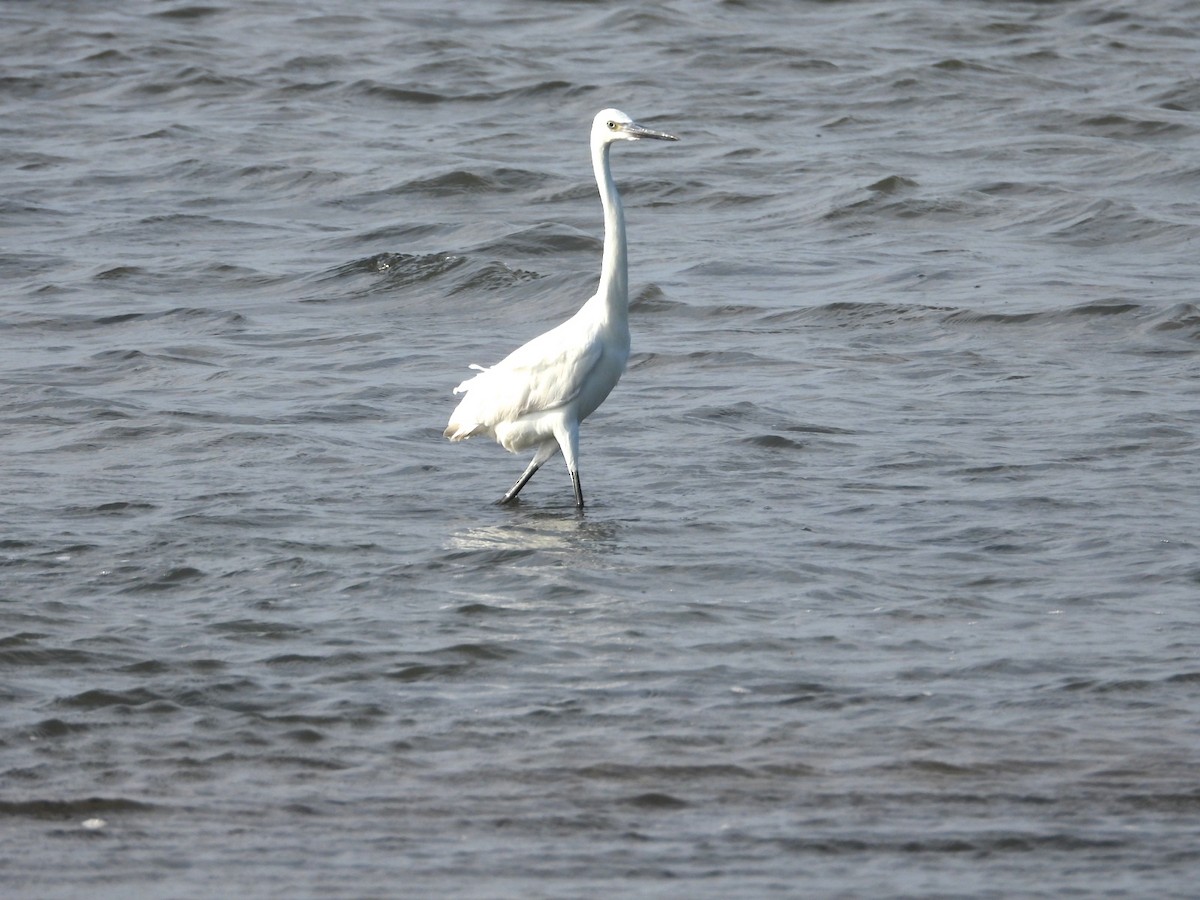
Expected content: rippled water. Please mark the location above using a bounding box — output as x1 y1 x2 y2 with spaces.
3 0 1200 896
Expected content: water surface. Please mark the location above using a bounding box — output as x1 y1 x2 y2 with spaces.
3 1 1199 896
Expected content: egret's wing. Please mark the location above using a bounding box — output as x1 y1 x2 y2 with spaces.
444 323 602 440
499 324 603 411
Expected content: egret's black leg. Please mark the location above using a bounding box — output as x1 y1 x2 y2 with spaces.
571 469 584 509
498 459 542 505
550 423 584 510
497 443 559 505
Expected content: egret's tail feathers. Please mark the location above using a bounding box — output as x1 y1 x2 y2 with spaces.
444 415 486 442
452 364 489 396
445 364 491 440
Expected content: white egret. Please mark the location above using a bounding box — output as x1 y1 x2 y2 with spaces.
444 108 677 508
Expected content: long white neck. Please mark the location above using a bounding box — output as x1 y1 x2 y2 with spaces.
592 139 628 327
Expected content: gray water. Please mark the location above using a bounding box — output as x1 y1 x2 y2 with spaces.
3 0 1200 896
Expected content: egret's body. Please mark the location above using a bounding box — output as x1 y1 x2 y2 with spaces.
444 109 677 507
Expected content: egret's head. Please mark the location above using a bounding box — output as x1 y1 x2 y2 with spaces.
592 108 678 145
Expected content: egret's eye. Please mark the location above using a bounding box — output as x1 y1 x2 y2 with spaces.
606 121 617 130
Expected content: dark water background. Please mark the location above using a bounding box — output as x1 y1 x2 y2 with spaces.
3 1 1200 896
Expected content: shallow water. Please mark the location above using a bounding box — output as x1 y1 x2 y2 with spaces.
3 0 1200 896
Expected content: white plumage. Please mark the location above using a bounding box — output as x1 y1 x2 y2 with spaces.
444 108 677 507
